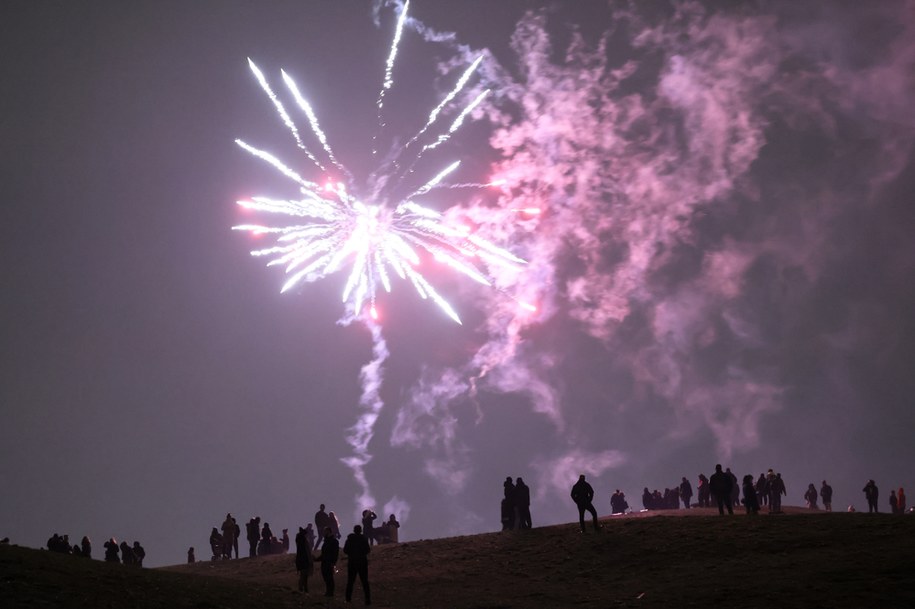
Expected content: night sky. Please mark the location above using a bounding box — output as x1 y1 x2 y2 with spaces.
2 1 914 567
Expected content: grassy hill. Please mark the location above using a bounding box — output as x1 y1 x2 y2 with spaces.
3 508 914 608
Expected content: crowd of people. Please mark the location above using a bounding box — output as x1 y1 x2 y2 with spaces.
44 533 146 566
627 468 909 516
190 504 401 604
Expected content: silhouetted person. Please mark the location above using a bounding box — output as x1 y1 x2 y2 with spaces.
188 547 195 564
726 468 739 508
697 474 710 507
209 527 222 560
295 527 314 594
328 512 341 539
362 509 378 545
820 481 833 512
863 480 879 513
769 472 786 513
232 517 240 558
104 538 120 563
709 464 733 515
679 477 693 508
344 524 371 605
757 473 769 507
314 504 330 550
120 541 135 566
516 477 532 529
319 526 339 598
571 474 601 532
282 528 290 553
132 541 145 567
899 488 907 514
246 517 260 558
804 484 819 509
80 536 91 559
742 474 760 514
385 514 400 543
890 490 898 514
304 523 316 550
503 476 517 530
221 513 236 559
642 487 652 510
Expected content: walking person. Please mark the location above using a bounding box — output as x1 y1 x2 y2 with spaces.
570 475 601 532
344 525 372 606
318 526 339 598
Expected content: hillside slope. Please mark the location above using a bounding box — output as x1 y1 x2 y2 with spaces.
4 508 914 608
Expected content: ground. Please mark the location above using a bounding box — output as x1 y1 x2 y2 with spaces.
2 507 914 608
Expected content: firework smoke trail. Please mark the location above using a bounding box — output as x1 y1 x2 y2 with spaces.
339 318 389 511
234 2 525 517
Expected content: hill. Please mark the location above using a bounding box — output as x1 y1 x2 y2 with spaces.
3 508 914 608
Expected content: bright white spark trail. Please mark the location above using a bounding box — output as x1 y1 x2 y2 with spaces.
234 18 523 324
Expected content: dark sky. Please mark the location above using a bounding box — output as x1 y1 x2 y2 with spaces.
2 1 914 567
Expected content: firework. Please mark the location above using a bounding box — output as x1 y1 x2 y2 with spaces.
234 3 524 324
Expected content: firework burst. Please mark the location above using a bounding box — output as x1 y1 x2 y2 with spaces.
234 2 524 324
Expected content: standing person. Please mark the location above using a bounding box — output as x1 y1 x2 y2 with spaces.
104 538 120 563
502 477 517 530
756 474 769 508
385 514 400 543
570 474 601 532
362 510 378 545
246 517 260 558
304 524 316 551
820 481 833 512
328 512 341 539
232 517 240 558
804 483 819 509
343 525 372 606
709 464 734 515
314 504 330 550
318 527 339 598
863 480 879 513
770 473 786 514
80 536 91 559
742 475 760 514
726 468 739 509
187 547 195 564
899 488 907 514
889 490 899 514
294 527 314 595
209 527 222 560
679 477 693 508
132 541 146 567
515 477 532 529
221 514 236 560
697 474 710 507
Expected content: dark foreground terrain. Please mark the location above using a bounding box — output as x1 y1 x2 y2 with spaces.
3 508 914 608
